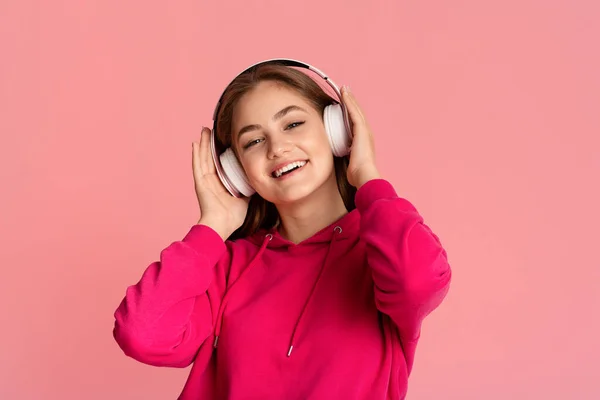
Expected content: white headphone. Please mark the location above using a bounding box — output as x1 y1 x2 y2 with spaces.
210 58 353 198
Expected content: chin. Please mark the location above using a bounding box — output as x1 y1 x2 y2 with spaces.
271 184 320 205
258 175 336 206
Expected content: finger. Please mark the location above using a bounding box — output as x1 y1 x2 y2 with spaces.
342 86 366 126
199 128 230 194
192 141 202 184
199 126 213 174
204 127 217 174
344 87 375 143
348 88 367 123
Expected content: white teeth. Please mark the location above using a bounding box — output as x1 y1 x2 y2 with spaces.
273 161 306 178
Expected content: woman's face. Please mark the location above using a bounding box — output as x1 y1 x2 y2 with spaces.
231 80 337 205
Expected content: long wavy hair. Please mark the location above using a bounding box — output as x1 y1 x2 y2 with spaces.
214 62 356 240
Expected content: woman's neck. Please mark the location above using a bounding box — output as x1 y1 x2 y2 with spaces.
275 179 348 244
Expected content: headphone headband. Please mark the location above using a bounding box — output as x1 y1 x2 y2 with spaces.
212 58 345 122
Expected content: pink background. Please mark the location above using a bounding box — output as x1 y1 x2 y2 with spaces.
1 1 599 399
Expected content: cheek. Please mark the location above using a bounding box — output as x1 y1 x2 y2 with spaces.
312 132 334 161
315 126 333 151
239 152 265 182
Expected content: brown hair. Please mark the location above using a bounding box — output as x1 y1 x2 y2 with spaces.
214 62 356 240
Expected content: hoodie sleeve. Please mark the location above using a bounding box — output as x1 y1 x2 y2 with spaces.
113 224 229 368
355 179 452 345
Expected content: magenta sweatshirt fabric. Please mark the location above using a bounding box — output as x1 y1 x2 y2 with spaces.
113 179 452 399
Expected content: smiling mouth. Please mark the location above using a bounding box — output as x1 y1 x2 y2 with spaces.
272 160 308 178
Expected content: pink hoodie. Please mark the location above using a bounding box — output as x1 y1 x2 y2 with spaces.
113 179 451 399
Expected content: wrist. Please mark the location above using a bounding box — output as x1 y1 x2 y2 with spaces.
355 166 381 189
197 218 232 241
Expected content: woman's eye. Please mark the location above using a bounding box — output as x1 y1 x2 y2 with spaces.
243 138 262 149
285 121 305 130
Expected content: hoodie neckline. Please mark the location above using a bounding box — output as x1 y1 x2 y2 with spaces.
247 209 359 250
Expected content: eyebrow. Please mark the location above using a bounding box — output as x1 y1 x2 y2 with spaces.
237 105 308 139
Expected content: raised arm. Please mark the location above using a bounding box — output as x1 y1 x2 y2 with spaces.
356 179 452 371
114 126 249 367
113 225 229 367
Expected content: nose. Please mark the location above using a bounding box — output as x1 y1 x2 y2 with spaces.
267 135 293 159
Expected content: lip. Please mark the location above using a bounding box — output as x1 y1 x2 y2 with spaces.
270 159 309 176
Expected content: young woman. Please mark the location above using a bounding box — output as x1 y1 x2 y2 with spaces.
113 60 452 400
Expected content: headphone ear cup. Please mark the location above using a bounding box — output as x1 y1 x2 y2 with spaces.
219 148 256 197
323 103 351 157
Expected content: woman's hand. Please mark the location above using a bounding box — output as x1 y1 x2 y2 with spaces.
192 127 250 240
342 86 381 188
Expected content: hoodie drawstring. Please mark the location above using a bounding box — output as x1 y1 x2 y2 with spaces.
212 226 343 358
213 233 272 349
287 226 342 357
